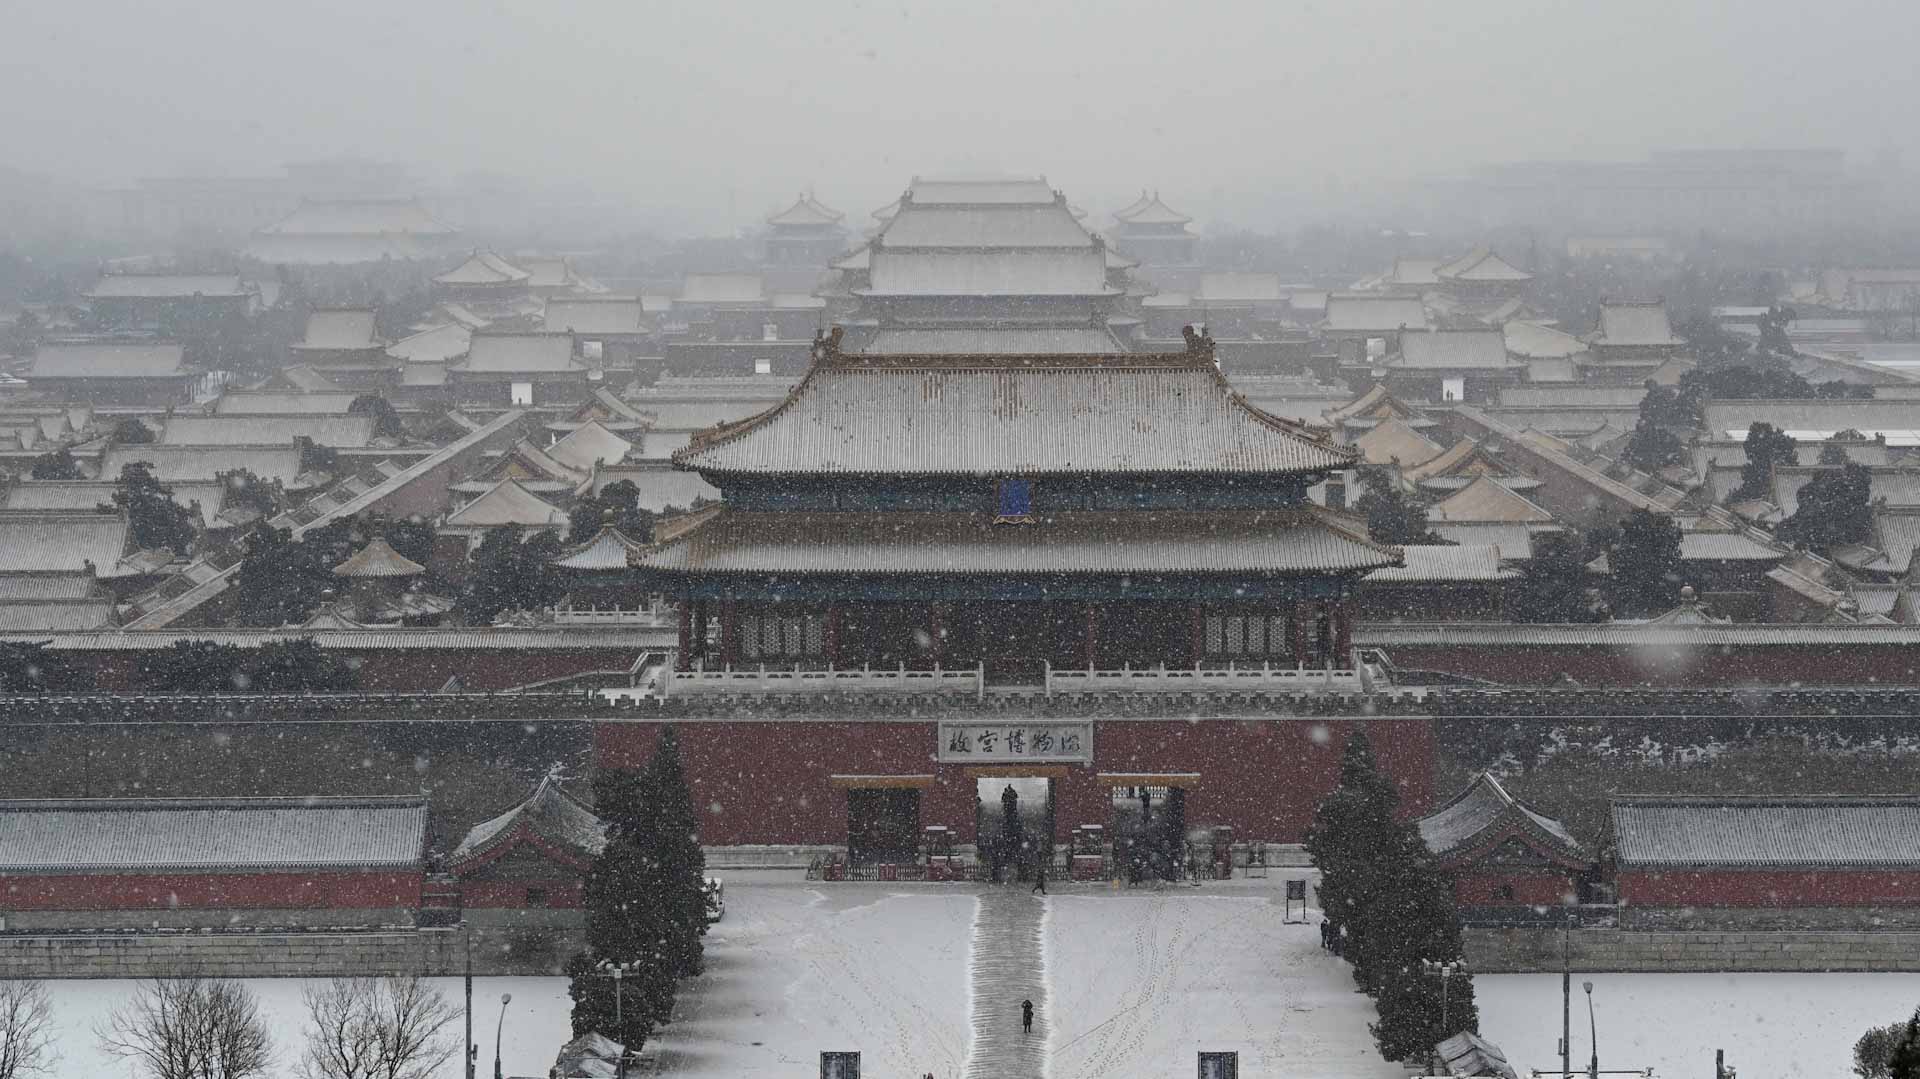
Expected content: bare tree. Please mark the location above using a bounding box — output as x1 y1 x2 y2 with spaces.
98 977 273 1079
298 977 459 1079
0 981 55 1079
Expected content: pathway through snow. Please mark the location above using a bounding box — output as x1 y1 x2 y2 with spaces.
962 884 1051 1079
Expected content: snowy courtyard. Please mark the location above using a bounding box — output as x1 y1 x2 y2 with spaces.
1048 889 1404 1079
32 882 1920 1079
32 975 572 1079
647 877 976 1078
1479 971 1920 1079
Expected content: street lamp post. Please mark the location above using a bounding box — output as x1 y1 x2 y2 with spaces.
494 993 512 1079
598 959 633 1079
1420 959 1464 1033
1583 980 1598 1079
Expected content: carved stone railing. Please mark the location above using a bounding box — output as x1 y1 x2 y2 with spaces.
651 663 986 700
1043 652 1388 697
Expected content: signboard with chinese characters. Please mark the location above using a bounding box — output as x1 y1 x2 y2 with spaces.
937 721 1093 763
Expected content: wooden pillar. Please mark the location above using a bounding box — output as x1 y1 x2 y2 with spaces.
928 603 946 665
720 599 739 668
1289 601 1308 663
1334 598 1354 666
824 603 841 667
1083 603 1098 669
1188 604 1206 667
691 600 709 667
676 599 693 672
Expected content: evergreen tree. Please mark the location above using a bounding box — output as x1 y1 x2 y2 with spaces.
1607 509 1683 616
1622 414 1685 472
112 461 198 555
1778 461 1875 553
1360 855 1479 1063
110 417 155 444
347 394 406 441
1887 1008 1920 1079
1733 422 1797 501
456 527 563 624
231 524 331 627
1353 467 1440 545
569 767 670 1051
1507 533 1605 623
243 638 357 691
645 727 708 979
567 480 655 543
1857 1018 1907 1079
0 641 91 693
1303 734 1404 985
28 446 81 480
139 639 250 692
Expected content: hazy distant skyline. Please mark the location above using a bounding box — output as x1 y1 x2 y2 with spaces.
7 0 1917 231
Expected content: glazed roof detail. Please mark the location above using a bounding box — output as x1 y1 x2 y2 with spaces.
675 333 1358 478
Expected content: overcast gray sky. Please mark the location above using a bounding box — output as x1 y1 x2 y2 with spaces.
7 0 1917 229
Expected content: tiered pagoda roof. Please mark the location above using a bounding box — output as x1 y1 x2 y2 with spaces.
766 192 845 228
1435 246 1532 284
1113 191 1191 226
632 507 1397 577
675 331 1357 479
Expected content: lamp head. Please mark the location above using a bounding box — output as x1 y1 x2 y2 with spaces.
1583 980 1593 994
501 993 513 1005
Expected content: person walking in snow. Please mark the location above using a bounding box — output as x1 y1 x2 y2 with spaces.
1021 998 1034 1034
1031 863 1047 895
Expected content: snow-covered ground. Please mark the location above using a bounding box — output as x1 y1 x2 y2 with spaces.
34 975 571 1079
649 879 976 1078
1480 972 1920 1079
1048 889 1403 1079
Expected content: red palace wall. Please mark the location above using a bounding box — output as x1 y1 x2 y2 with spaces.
0 870 423 911
1453 869 1580 907
1620 869 1920 908
1375 643 1920 688
594 716 1434 846
69 647 633 693
458 880 586 910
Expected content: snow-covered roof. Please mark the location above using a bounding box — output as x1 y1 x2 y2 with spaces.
1593 301 1680 347
880 203 1093 248
551 526 646 571
544 298 645 335
1364 545 1518 584
1197 272 1285 303
1428 476 1556 523
905 175 1055 205
214 392 360 415
294 308 382 351
861 248 1116 297
0 513 132 574
1418 773 1584 861
444 479 567 529
0 797 427 872
1353 418 1444 467
861 327 1123 356
435 250 531 287
547 419 634 471
387 323 473 364
678 273 766 305
1435 247 1532 283
452 333 583 374
161 415 376 448
1393 330 1517 370
29 344 187 380
333 536 426 578
766 192 845 227
451 775 607 868
1323 295 1430 333
1614 796 1920 868
1113 192 1191 226
101 444 305 486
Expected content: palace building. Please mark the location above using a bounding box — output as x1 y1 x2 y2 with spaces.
632 326 1396 683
